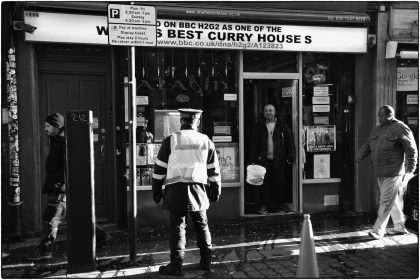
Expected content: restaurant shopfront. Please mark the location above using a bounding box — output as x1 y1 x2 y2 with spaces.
5 2 371 233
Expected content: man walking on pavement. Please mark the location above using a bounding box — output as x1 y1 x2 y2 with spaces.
356 105 417 240
152 108 221 276
27 113 66 260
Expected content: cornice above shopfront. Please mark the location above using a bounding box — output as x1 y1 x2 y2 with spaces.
23 1 370 26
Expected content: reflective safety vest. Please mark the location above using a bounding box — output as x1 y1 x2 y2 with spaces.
164 130 209 185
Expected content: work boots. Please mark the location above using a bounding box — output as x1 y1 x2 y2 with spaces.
159 262 183 276
159 253 183 276
200 252 212 271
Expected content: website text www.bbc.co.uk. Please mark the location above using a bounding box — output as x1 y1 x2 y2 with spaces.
158 39 283 49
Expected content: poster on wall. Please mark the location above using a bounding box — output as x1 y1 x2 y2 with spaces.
397 67 418 91
306 125 336 152
136 96 149 105
312 105 330 112
282 87 293 98
312 96 330 104
314 154 330 179
147 143 161 165
140 167 153 186
137 144 147 165
313 86 329 96
314 116 329 125
126 144 147 166
215 143 239 183
407 94 418 104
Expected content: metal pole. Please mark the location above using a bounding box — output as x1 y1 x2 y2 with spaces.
128 46 137 264
65 111 96 273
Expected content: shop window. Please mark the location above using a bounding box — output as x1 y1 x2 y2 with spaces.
129 48 239 186
302 53 354 180
396 59 419 146
243 51 297 73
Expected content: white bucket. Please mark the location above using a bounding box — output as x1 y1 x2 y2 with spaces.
246 164 266 186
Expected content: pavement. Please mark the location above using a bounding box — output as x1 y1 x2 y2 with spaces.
1 212 419 279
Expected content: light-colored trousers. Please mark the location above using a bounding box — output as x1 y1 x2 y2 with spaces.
373 175 406 236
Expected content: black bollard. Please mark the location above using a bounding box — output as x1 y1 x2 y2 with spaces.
65 111 96 273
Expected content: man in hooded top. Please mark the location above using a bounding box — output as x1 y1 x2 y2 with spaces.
27 113 66 260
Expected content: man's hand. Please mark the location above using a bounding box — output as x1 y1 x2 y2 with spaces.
208 188 220 202
153 190 163 204
355 155 362 163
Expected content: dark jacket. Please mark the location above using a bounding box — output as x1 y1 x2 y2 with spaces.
250 120 296 168
152 125 221 212
43 134 66 194
356 119 418 177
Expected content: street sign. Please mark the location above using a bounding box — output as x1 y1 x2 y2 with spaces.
107 4 157 47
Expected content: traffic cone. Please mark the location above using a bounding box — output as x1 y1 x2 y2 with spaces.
296 214 319 278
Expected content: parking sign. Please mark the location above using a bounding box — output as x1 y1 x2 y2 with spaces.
107 4 157 46
109 8 120 19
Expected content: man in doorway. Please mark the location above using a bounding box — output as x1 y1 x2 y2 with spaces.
152 108 221 276
356 105 417 239
27 113 66 260
250 104 296 214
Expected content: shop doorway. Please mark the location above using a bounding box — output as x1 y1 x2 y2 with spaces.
243 79 298 215
38 46 113 222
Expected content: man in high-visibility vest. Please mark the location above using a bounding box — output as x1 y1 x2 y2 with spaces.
152 108 221 276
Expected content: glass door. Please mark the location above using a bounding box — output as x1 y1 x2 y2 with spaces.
242 78 298 215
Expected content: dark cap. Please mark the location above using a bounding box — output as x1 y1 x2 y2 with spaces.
178 108 203 119
45 113 64 129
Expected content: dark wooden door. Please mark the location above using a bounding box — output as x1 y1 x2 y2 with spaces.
39 72 111 221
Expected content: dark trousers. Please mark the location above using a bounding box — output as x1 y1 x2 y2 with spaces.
255 160 285 210
169 210 212 264
40 195 66 252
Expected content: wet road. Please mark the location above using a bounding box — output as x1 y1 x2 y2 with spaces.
2 212 418 278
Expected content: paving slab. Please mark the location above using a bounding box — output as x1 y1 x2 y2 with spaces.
2 212 418 278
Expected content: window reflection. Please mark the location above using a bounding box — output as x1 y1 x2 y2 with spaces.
135 48 239 142
302 53 354 179
243 51 297 72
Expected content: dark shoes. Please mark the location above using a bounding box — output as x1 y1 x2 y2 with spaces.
26 249 52 261
200 257 211 271
159 262 183 276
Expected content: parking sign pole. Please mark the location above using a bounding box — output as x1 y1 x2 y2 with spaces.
128 45 138 264
107 2 156 266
